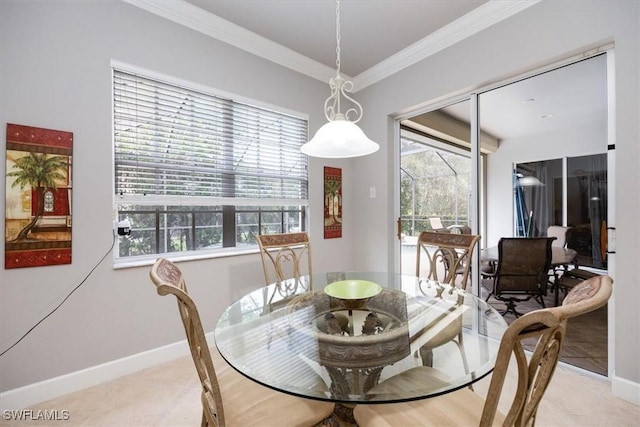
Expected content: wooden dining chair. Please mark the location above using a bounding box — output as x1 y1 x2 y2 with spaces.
149 258 335 427
414 231 480 370
257 232 322 313
353 275 613 427
416 231 481 290
257 232 348 341
482 237 555 317
257 231 312 284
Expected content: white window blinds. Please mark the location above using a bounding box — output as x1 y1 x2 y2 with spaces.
113 69 308 206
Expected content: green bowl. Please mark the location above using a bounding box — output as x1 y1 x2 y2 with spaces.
324 280 382 306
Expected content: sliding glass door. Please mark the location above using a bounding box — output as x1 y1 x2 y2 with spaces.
398 51 610 376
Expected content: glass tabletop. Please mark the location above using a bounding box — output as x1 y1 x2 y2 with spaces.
214 272 507 404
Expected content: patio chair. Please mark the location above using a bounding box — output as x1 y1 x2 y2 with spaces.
353 275 613 426
429 217 448 233
482 237 554 317
149 258 335 427
546 225 573 298
547 225 570 248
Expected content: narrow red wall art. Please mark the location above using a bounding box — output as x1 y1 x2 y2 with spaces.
324 166 342 239
5 123 73 268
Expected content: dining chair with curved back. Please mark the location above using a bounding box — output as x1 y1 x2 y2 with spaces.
414 231 481 370
149 258 335 427
257 232 312 284
353 275 613 427
482 237 555 317
257 232 349 342
257 232 315 314
416 231 481 290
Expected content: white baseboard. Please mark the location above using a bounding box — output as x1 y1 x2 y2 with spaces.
0 335 211 411
612 371 640 405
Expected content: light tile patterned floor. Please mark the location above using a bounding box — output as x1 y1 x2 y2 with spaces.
2 349 639 427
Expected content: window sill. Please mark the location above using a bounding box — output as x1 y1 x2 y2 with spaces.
113 247 259 270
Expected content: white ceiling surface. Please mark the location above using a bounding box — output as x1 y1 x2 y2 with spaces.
127 0 606 142
441 54 608 140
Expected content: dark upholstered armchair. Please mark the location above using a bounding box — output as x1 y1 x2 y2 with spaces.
482 237 555 317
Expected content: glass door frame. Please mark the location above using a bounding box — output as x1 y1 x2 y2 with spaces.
392 47 615 377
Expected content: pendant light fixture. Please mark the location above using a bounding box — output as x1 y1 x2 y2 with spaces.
300 0 379 158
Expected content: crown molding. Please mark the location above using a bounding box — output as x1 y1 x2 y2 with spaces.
124 0 540 92
352 0 541 91
123 0 339 83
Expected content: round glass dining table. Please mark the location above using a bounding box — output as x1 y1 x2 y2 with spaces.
214 272 507 406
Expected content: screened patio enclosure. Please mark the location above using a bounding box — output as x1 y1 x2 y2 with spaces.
400 132 472 241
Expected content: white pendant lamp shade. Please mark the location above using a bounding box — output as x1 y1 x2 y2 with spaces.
300 0 379 159
302 118 379 158
518 176 545 187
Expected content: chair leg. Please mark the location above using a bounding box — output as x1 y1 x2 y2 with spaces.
453 333 473 391
418 346 434 367
500 299 525 317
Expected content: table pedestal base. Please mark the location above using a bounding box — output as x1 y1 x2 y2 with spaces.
317 403 358 427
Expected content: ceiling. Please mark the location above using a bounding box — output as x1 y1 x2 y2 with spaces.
127 0 537 89
184 0 488 77
438 53 608 141
127 0 607 142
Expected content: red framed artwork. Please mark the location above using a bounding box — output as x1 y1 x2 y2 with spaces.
324 166 342 239
5 123 73 268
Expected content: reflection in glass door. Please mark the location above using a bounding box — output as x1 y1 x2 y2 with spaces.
514 154 607 269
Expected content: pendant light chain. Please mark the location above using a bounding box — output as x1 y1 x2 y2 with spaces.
335 0 341 76
299 0 379 157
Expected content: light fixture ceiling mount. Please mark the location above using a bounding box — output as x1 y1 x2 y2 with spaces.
300 0 379 158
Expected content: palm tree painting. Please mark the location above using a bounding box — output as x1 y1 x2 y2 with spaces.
7 153 69 241
5 124 73 269
324 166 342 238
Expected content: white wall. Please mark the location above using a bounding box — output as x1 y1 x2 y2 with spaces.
486 119 607 247
0 1 352 396
352 0 639 400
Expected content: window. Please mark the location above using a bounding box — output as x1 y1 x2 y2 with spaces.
113 67 308 262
